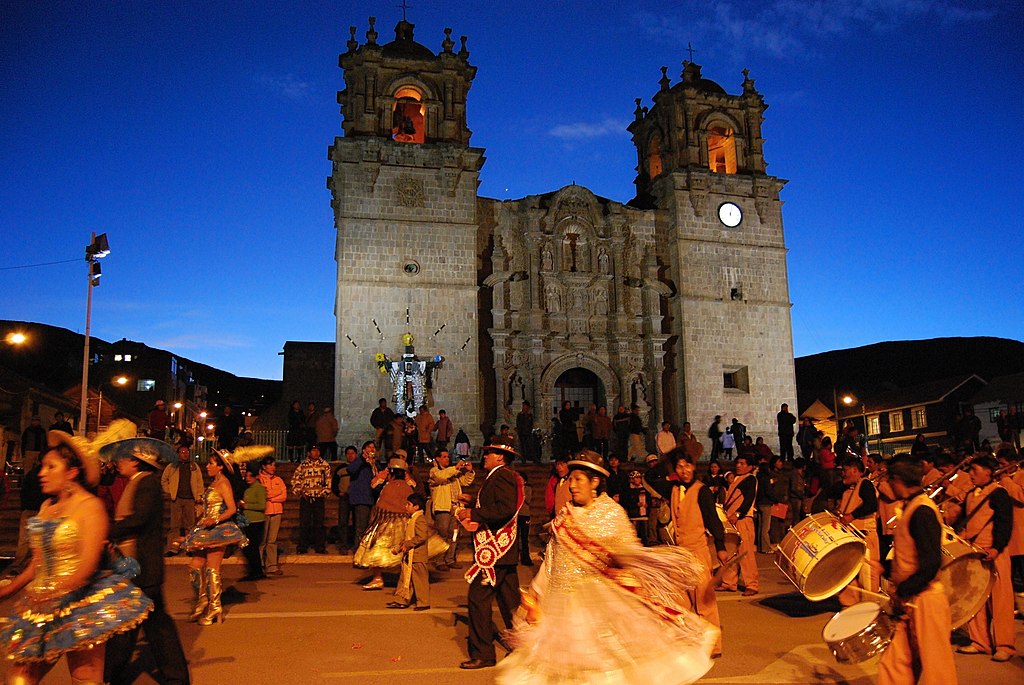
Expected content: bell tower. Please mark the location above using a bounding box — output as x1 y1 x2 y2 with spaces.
628 61 797 442
328 17 485 447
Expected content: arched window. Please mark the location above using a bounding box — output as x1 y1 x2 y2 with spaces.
707 125 737 174
392 86 425 144
647 135 663 178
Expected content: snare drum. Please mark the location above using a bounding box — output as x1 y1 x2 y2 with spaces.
775 512 867 601
705 504 740 564
822 601 894 664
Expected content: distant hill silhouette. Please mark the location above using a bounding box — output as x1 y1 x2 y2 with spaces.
795 337 1024 412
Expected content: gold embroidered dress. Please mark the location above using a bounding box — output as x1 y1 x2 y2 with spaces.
497 494 718 685
1 517 151 662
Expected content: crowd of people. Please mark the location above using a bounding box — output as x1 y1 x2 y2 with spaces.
4 395 1023 684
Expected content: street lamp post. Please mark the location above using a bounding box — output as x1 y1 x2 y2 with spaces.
78 233 110 435
95 375 128 433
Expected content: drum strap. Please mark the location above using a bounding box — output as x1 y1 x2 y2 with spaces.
957 492 993 540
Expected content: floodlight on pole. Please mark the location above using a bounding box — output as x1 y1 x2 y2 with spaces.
79 232 111 435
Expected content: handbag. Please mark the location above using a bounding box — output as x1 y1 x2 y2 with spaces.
770 502 789 519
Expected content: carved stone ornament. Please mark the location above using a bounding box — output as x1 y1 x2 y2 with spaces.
396 176 426 207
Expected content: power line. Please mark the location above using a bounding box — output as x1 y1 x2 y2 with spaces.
0 258 80 271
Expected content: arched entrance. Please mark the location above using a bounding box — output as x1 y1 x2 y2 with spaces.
553 367 605 415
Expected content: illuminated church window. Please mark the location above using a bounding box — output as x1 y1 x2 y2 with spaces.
392 86 425 143
648 135 663 178
707 125 737 174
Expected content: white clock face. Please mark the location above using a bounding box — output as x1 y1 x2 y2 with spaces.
718 202 742 228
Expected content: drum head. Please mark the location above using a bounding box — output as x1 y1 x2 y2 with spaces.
822 602 881 642
802 540 866 601
942 556 995 629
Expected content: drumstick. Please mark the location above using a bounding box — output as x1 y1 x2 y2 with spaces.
711 551 747 586
848 585 917 610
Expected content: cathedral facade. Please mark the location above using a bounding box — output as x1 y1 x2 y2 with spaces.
328 18 796 451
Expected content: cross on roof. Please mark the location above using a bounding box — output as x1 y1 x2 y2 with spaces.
686 41 697 62
398 0 413 21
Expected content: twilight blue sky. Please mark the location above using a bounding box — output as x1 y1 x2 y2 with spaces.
2 1 1022 380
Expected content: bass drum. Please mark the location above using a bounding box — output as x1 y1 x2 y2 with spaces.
775 512 866 601
937 527 993 629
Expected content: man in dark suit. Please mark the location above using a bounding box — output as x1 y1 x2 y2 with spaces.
102 438 191 685
455 441 523 669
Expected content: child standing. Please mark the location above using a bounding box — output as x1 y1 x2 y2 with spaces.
388 493 431 610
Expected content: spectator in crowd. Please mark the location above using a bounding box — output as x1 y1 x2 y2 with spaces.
754 455 777 554
592 405 612 458
388 493 431 610
215 405 241 452
20 415 46 472
239 465 267 581
612 405 631 458
498 424 516 450
371 398 396 452
349 441 379 546
643 453 672 546
160 446 204 555
258 456 287 575
656 421 677 458
559 401 580 456
767 455 791 547
796 417 816 459
388 414 406 456
788 458 807 525
618 469 650 541
730 418 747 448
515 402 537 463
303 402 318 450
753 436 773 460
550 409 564 461
332 445 358 553
286 400 305 462
148 400 169 441
429 448 475 571
49 411 73 435
707 415 723 462
835 422 868 460
816 435 838 494
1006 405 1021 450
777 403 797 460
721 426 736 459
702 460 727 505
605 453 628 502
678 421 703 463
8 461 44 575
581 403 597 449
435 409 454 452
453 428 471 461
545 455 571 518
962 407 982 453
315 407 339 461
627 405 647 463
292 445 332 554
910 433 930 457
415 405 435 463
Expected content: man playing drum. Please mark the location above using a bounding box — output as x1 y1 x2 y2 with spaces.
718 455 759 596
832 456 881 607
669 448 727 657
955 455 1015 662
870 455 958 685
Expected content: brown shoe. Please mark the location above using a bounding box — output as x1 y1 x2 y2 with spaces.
459 659 495 670
957 645 984 655
741 588 758 596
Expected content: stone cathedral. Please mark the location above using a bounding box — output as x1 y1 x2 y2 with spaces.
328 17 797 451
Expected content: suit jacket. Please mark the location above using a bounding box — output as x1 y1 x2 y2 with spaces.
406 511 430 563
469 466 521 567
111 471 165 589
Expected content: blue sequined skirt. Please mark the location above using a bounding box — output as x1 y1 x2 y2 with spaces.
182 520 248 553
1 572 152 663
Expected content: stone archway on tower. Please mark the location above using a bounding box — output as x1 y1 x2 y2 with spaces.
538 354 620 422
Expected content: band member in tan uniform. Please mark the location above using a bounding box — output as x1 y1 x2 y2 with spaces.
868 453 898 563
920 452 942 488
995 449 1024 615
718 455 758 595
832 456 881 607
872 455 958 685
956 456 1015 662
669 448 727 656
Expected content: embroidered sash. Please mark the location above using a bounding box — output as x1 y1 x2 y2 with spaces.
464 473 524 586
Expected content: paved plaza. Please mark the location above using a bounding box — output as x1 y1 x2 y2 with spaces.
3 552 1021 684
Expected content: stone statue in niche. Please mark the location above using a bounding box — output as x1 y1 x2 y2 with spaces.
598 247 610 274
561 233 577 272
540 243 553 271
593 288 608 315
545 283 561 313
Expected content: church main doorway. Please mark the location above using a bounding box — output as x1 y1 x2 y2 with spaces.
552 367 605 415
